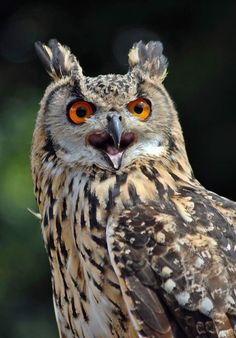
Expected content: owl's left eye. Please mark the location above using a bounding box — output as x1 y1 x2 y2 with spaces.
127 98 152 121
67 100 95 124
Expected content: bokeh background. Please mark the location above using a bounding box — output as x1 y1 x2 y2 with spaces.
0 1 236 337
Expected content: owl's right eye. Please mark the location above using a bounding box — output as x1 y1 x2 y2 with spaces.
67 100 95 124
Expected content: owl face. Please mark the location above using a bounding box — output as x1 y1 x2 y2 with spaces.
35 40 175 172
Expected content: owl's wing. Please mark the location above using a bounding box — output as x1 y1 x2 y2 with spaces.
106 207 175 338
106 203 188 338
106 192 236 338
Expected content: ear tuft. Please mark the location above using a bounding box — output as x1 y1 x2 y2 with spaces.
35 39 83 81
128 41 168 83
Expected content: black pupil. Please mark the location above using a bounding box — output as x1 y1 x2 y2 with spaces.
134 103 144 114
76 106 87 118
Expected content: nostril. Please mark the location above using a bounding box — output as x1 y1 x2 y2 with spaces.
118 116 122 121
107 115 112 122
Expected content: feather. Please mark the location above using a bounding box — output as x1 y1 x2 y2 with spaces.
27 208 42 220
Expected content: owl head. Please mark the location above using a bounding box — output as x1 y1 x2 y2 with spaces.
34 39 184 172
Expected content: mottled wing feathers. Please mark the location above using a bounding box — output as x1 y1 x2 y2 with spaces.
107 190 236 338
107 206 175 338
203 190 236 231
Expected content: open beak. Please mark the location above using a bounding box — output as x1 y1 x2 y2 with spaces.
88 115 135 170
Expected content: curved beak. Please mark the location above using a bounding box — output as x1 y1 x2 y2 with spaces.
107 115 123 149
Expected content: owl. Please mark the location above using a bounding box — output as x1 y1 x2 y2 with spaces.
32 39 236 338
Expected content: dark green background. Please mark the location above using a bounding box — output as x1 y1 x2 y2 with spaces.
0 1 236 337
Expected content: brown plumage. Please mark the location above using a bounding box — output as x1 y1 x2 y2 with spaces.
31 39 236 338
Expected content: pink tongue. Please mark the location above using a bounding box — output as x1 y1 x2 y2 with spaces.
106 145 120 155
106 151 123 169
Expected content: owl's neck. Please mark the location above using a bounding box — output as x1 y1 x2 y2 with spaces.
33 137 195 219
90 158 195 211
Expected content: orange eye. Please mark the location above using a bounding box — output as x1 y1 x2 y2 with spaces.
127 98 151 121
67 100 94 124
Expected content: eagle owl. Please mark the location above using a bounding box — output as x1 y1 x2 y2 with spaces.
32 39 236 338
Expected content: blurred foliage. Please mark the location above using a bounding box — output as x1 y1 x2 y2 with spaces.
0 1 236 337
